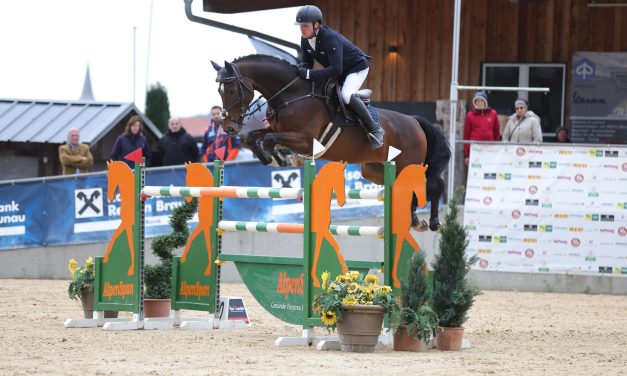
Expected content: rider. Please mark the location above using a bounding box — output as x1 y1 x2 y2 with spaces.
295 5 385 149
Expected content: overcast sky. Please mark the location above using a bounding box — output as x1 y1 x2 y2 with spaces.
0 1 301 117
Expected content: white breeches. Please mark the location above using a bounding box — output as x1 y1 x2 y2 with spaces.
341 68 369 104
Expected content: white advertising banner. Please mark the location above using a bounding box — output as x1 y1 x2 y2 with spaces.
464 143 627 274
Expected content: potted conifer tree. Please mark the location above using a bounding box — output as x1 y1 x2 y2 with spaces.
391 250 439 351
144 198 198 317
431 187 480 351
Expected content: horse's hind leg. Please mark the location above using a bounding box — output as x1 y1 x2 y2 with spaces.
426 176 444 231
410 195 429 232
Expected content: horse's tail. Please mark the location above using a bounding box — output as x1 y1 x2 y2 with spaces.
415 116 451 179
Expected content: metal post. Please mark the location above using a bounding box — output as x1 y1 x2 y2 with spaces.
447 0 462 207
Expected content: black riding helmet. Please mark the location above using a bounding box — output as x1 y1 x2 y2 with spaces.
295 5 323 25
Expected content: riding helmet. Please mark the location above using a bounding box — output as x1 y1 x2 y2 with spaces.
295 5 323 25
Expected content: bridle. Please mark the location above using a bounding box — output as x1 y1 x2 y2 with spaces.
216 63 255 129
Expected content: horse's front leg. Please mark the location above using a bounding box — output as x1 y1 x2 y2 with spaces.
243 128 273 165
261 131 311 167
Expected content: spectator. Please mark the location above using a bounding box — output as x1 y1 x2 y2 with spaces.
156 117 199 166
201 105 241 162
58 128 94 175
110 115 150 168
463 91 500 166
502 99 543 143
555 127 571 143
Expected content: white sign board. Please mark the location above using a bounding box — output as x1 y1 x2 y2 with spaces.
464 143 627 274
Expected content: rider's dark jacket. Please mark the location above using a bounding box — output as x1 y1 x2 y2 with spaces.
299 26 369 83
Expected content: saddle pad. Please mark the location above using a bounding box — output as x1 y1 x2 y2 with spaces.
368 106 380 124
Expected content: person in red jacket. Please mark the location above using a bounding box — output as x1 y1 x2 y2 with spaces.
463 91 501 166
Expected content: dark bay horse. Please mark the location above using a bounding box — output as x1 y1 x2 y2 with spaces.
211 55 450 231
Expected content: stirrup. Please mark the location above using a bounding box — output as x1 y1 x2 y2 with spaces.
367 131 384 149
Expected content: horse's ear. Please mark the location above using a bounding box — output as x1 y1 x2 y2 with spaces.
211 60 222 72
224 61 234 74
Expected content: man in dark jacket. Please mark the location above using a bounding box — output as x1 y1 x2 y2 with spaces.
295 5 384 149
157 117 199 166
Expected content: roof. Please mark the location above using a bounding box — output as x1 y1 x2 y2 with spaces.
0 98 162 145
181 116 210 138
203 0 307 13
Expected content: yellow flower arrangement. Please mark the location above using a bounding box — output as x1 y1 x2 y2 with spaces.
313 270 399 331
67 257 95 301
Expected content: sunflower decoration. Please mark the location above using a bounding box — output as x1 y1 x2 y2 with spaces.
313 270 399 332
67 257 96 301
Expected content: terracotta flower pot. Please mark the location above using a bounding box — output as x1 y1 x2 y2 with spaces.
79 287 118 319
393 326 423 352
336 304 386 353
144 298 172 318
436 326 464 351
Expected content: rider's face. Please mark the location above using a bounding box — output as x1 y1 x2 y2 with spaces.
299 22 317 39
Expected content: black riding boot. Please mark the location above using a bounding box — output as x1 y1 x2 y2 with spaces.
348 94 385 149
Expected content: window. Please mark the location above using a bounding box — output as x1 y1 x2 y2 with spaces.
481 63 566 136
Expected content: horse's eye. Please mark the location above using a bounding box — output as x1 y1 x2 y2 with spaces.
221 110 228 119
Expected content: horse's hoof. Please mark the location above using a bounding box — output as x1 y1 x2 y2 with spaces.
429 218 442 232
273 152 288 167
412 219 429 232
256 151 274 165
286 153 304 167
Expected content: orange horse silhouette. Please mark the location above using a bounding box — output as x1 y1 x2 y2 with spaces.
180 163 214 276
391 164 428 288
310 162 348 287
103 161 136 276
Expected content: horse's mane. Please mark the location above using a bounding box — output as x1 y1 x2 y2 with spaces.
232 54 297 72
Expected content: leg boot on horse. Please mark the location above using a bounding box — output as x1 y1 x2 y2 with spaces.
348 94 385 149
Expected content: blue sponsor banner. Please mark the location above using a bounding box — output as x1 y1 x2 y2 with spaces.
0 181 45 248
0 161 429 251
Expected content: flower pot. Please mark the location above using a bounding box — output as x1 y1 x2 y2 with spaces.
336 304 386 353
436 326 464 351
393 326 424 352
79 287 118 319
144 298 172 318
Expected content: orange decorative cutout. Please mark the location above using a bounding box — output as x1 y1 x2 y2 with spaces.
103 161 136 276
310 162 348 287
391 164 428 288
181 163 215 276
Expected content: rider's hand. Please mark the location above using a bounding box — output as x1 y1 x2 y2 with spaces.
297 68 309 79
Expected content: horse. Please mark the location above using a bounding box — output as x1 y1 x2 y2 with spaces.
103 161 135 276
211 55 450 231
310 162 348 288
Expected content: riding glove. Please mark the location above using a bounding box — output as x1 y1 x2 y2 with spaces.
297 68 309 79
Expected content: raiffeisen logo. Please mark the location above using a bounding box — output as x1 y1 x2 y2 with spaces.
574 58 595 81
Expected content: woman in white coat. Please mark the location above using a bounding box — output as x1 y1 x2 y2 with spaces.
502 99 543 143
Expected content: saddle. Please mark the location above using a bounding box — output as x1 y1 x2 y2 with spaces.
324 80 373 126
